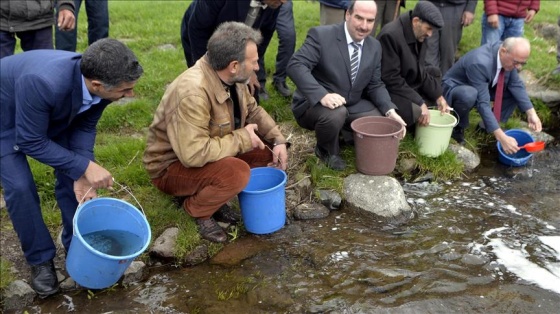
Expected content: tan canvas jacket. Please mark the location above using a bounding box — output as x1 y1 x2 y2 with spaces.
143 55 286 179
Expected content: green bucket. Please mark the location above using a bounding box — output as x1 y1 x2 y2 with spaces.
415 110 458 157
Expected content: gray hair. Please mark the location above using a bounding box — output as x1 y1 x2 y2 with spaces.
502 37 530 52
80 38 143 89
207 21 262 71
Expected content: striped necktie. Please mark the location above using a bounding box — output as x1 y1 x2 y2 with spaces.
350 42 360 84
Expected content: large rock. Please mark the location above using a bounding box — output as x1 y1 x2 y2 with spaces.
122 261 147 286
150 227 179 259
448 143 480 172
343 174 412 223
2 280 35 311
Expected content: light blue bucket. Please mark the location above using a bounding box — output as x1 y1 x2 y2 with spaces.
66 197 151 289
238 167 287 234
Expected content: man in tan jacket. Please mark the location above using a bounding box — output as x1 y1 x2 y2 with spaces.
143 22 288 243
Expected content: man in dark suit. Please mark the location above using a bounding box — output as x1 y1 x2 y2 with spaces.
288 0 405 171
377 1 450 130
180 0 285 101
0 38 143 297
442 37 542 153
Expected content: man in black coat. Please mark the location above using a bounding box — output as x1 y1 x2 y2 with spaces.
377 1 450 130
180 0 285 101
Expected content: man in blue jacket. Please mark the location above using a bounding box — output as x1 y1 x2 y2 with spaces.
443 37 542 153
0 38 143 297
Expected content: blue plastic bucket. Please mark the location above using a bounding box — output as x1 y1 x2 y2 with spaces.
66 197 151 289
238 167 287 234
497 129 534 166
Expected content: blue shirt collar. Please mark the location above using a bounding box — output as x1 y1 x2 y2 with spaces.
82 76 102 105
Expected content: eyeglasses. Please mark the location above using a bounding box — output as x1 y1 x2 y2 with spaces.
506 51 527 66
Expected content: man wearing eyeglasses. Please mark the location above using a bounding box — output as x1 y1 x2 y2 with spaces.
442 37 542 154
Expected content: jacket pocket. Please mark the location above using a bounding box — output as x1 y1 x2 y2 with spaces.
210 120 232 138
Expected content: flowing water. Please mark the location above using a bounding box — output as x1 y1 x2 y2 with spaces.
23 145 560 313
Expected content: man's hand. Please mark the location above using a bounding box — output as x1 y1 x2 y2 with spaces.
387 110 407 138
74 176 97 204
525 10 537 23
487 14 500 28
495 129 519 155
320 93 346 109
526 109 542 132
57 9 75 31
248 71 261 96
244 123 265 149
83 161 113 189
417 103 430 126
462 11 474 26
436 96 450 114
269 144 289 171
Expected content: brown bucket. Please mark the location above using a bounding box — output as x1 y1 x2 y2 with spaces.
350 116 403 175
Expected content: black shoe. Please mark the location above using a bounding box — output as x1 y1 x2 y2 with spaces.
213 204 241 224
315 146 346 171
451 126 465 145
30 260 59 298
258 87 270 101
196 218 227 243
273 80 292 97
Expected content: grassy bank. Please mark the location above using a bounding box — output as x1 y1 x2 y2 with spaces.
1 0 559 287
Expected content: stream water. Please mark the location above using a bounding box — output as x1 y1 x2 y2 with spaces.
21 144 560 313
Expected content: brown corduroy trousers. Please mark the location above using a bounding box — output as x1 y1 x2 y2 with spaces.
152 148 272 219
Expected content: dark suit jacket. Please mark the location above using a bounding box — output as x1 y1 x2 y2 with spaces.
287 23 395 119
442 41 533 132
0 50 110 180
377 11 442 108
180 0 280 67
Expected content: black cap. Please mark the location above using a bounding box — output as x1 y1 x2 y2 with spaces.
411 1 444 29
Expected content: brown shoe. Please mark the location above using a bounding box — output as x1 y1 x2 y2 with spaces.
196 218 227 243
213 204 241 224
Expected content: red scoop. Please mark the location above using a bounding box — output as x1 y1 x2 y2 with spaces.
518 141 545 153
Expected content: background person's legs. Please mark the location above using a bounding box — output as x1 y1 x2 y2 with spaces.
481 13 505 45
320 4 346 26
19 27 54 52
272 0 295 97
56 0 83 51
0 31 17 58
84 0 109 46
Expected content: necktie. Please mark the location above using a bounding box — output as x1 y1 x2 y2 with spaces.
493 68 505 122
350 42 360 84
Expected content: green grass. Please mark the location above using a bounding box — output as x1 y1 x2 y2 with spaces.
2 0 559 289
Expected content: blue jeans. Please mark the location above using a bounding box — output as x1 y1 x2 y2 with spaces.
481 13 524 45
0 26 53 59
55 0 109 51
272 0 295 83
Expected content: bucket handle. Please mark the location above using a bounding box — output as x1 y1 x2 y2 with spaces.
427 106 460 127
77 178 146 216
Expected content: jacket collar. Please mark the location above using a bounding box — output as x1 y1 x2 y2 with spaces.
399 12 417 46
199 55 232 104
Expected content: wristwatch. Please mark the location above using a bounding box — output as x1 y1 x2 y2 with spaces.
385 109 395 117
